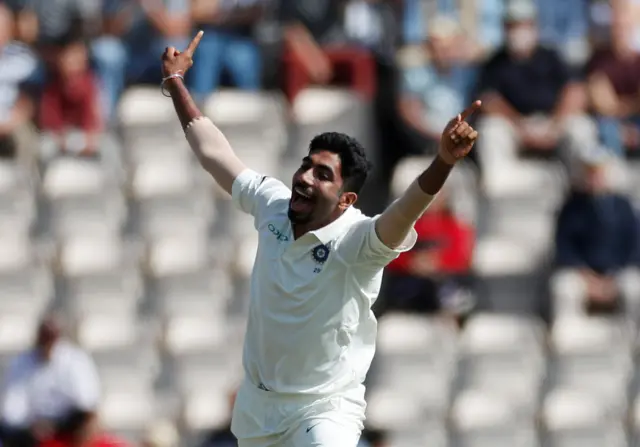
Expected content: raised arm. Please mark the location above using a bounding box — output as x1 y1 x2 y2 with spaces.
161 31 246 194
375 101 481 249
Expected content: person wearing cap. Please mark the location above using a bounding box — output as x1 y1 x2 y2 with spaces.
0 315 101 447
551 146 640 318
475 0 597 185
398 16 476 157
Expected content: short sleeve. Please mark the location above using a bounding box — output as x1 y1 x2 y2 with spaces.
231 169 291 226
67 352 100 411
0 356 30 428
339 216 417 268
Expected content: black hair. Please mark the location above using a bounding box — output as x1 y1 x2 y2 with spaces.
308 132 372 194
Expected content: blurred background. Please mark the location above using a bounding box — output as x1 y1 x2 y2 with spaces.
1 0 640 445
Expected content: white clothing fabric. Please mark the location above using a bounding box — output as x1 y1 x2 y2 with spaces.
232 168 416 396
0 340 100 428
232 378 365 446
230 168 416 440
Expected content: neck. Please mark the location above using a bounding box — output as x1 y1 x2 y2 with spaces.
292 209 345 240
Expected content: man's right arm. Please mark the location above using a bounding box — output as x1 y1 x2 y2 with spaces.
165 75 246 195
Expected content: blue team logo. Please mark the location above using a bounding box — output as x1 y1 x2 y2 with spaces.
311 244 330 264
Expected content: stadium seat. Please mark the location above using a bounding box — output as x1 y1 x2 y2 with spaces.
203 89 287 152
0 312 40 354
155 269 231 319
100 383 156 435
290 88 374 162
375 315 458 416
450 389 539 447
118 87 180 127
366 389 433 430
42 158 126 237
147 233 210 277
76 312 139 352
117 87 188 166
451 389 528 430
94 346 160 389
472 236 542 277
548 316 633 413
0 161 35 236
0 236 53 317
542 389 627 447
171 350 242 396
58 234 142 316
181 390 231 432
455 314 545 417
163 314 226 355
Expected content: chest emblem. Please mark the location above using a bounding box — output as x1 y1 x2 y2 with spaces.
311 244 330 265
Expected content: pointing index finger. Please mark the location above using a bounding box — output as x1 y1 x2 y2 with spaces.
459 100 482 121
185 30 204 56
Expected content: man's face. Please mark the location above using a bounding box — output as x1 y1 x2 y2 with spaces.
35 319 60 360
427 35 454 66
288 150 355 226
506 20 538 56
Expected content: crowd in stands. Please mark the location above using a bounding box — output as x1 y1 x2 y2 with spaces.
2 0 640 445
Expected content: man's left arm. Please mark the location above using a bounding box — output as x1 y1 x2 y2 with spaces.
375 101 481 249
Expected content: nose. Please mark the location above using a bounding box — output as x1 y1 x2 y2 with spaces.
300 167 314 186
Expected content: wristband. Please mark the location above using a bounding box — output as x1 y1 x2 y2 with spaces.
161 73 184 97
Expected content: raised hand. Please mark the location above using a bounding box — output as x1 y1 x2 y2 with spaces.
439 100 481 165
161 30 204 78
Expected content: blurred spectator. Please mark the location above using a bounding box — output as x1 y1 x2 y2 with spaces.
475 0 596 179
140 420 178 447
92 0 191 121
551 146 640 317
377 189 475 322
38 32 102 157
0 315 100 447
397 16 475 156
199 390 237 447
0 2 37 159
4 0 101 68
587 11 640 157
190 0 265 101
536 0 590 66
279 0 376 101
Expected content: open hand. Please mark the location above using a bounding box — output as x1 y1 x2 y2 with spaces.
439 100 481 165
161 30 204 78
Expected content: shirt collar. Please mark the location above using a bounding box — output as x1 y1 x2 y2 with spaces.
307 206 360 245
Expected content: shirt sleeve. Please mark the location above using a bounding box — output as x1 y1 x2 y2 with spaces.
0 357 30 428
67 351 100 412
339 215 417 268
231 169 291 228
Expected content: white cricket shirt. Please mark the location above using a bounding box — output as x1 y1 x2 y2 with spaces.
232 169 417 395
0 340 100 428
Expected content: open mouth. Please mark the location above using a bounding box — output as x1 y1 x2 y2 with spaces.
290 186 315 213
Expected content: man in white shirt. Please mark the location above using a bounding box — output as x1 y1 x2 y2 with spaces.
0 316 100 447
160 32 480 447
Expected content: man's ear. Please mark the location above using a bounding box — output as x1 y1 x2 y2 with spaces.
339 191 357 211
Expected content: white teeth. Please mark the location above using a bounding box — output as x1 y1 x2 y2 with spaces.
294 186 311 199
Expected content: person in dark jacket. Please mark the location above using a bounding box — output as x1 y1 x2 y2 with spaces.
551 145 640 317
